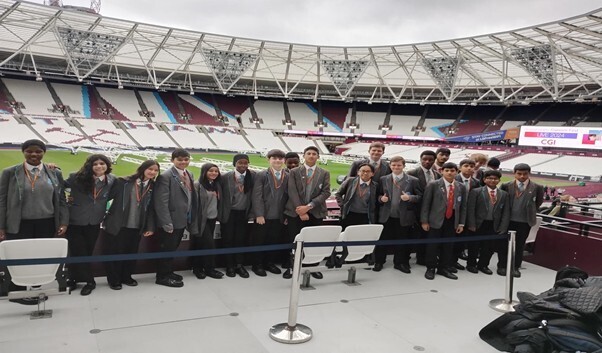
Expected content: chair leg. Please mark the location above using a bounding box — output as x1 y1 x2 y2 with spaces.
300 270 315 291
343 267 361 286
30 293 52 320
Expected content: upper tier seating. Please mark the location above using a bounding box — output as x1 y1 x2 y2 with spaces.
420 119 456 137
139 91 175 123
96 87 141 121
500 153 560 170
178 94 223 126
354 111 385 134
0 86 13 114
315 101 348 133
281 136 318 153
123 122 177 148
28 116 95 147
388 115 421 135
315 139 331 155
0 114 39 143
163 124 215 150
247 100 286 130
533 156 602 177
243 129 288 152
499 120 525 130
206 126 253 152
2 78 62 116
288 102 319 131
77 118 137 147
51 83 86 118
576 121 602 127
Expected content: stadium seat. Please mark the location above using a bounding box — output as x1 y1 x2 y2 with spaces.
292 226 342 289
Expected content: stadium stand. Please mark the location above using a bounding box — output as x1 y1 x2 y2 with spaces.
96 87 141 121
420 118 456 137
213 95 249 123
339 142 372 156
205 126 253 152
499 120 525 130
355 111 385 134
576 121 602 127
247 100 286 129
314 101 349 132
123 122 178 148
163 124 215 150
288 102 318 131
499 153 561 170
28 116 95 147
76 118 137 147
243 128 288 152
138 91 175 123
388 115 421 135
51 82 86 118
1 78 62 116
178 94 222 126
314 139 331 155
281 135 319 153
0 114 40 143
533 155 602 177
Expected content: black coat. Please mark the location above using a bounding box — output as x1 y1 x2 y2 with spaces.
103 178 155 236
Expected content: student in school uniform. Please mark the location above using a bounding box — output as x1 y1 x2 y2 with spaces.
420 162 467 281
433 147 451 174
347 142 391 182
285 152 300 171
189 163 224 280
65 154 116 296
451 159 481 272
103 160 158 290
466 169 510 275
220 154 255 278
252 149 289 276
499 163 544 278
0 139 69 305
336 163 378 228
154 149 197 288
283 146 331 279
373 156 421 274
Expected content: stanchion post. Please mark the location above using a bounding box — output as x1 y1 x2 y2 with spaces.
269 240 313 344
489 231 519 313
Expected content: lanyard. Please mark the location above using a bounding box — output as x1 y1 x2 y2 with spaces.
92 177 107 202
356 180 369 198
135 180 151 206
305 167 316 185
23 163 40 191
233 173 245 193
270 169 284 189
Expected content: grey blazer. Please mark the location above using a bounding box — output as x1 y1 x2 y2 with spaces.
284 165 331 219
220 170 255 224
455 175 481 193
377 173 422 226
500 180 544 227
190 181 222 237
104 177 155 236
348 159 391 182
466 187 510 234
335 176 378 223
0 163 69 234
252 169 288 222
420 178 467 229
407 166 442 193
65 172 116 226
154 166 197 230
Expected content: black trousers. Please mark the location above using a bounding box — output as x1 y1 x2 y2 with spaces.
285 214 323 268
67 224 100 284
467 220 496 268
374 218 412 266
191 218 217 271
497 221 530 270
452 229 469 264
425 216 456 270
221 210 250 268
252 219 286 266
155 227 185 279
103 228 141 286
5 218 56 291
412 224 427 264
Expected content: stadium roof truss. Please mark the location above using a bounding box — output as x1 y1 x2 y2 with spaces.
0 0 602 104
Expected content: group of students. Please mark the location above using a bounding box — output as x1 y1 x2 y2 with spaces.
0 139 544 303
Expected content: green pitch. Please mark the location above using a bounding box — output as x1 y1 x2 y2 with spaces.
0 149 577 188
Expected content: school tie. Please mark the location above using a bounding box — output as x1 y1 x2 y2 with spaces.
395 176 401 183
464 179 470 191
425 170 433 183
490 189 497 204
275 170 281 179
445 183 454 219
307 168 313 178
181 172 191 191
31 167 39 176
518 182 525 193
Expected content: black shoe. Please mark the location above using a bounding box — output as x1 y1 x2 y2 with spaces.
454 262 465 270
109 283 122 290
325 258 335 269
67 280 77 291
436 269 458 280
169 273 183 281
497 268 507 276
479 267 493 275
193 268 206 279
236 266 250 278
252 266 267 277
448 266 458 274
9 297 46 305
310 272 323 279
372 263 383 272
459 251 469 261
80 282 96 296
425 268 435 280
205 269 224 279
265 263 282 275
123 278 138 287
512 269 522 278
466 266 478 274
155 277 183 288
226 267 236 277
282 269 292 279
394 264 411 274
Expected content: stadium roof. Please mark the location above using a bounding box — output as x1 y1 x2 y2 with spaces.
1 0 602 104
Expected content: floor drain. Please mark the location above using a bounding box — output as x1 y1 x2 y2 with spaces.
229 312 239 316
413 345 425 351
340 299 349 303
430 290 438 293
89 329 101 334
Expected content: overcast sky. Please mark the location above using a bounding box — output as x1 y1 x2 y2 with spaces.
62 0 601 46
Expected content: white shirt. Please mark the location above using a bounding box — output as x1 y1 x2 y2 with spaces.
175 167 188 178
391 172 404 181
25 162 44 173
443 179 455 197
305 165 315 176
235 170 246 181
420 166 434 181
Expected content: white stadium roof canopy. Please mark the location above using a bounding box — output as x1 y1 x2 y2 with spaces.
1 0 602 104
